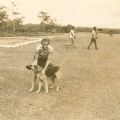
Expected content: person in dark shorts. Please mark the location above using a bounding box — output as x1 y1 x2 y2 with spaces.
88 27 98 50
26 38 60 93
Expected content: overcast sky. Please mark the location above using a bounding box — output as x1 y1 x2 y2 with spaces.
1 0 120 28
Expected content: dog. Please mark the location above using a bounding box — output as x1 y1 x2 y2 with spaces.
26 63 61 93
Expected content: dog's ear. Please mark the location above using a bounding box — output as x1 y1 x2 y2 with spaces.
26 65 32 70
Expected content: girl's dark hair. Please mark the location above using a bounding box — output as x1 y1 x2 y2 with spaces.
41 38 50 44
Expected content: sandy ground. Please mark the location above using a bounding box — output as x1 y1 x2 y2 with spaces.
0 33 120 120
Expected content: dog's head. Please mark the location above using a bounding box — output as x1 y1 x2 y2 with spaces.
26 65 43 73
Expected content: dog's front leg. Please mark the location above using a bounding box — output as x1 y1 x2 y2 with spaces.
29 72 37 92
42 75 48 93
36 80 42 93
36 73 43 93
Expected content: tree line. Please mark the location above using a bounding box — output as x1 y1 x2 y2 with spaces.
0 3 120 36
0 3 75 36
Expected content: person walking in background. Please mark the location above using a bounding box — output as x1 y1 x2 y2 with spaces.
70 27 76 48
88 26 98 50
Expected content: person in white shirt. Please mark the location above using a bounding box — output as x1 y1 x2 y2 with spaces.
69 27 76 48
88 27 98 50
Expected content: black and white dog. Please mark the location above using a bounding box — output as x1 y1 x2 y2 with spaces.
26 63 61 93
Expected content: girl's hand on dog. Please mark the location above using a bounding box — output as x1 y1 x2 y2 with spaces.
42 69 45 75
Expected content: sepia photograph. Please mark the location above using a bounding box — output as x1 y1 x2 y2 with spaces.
0 0 120 120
